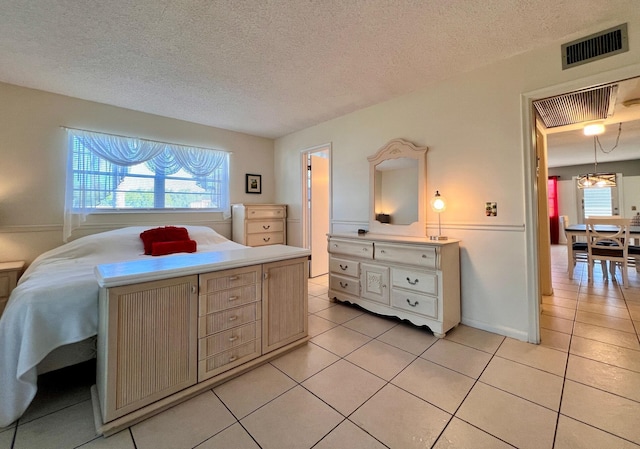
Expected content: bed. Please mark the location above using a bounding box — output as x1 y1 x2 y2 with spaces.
0 226 245 427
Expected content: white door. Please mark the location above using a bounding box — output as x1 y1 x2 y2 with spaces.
309 153 330 277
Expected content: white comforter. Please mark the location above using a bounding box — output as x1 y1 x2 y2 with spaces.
0 226 244 427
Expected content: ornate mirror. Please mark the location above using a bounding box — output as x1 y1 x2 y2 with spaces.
368 139 428 237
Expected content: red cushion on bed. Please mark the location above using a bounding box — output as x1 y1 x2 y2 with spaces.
140 226 190 255
151 239 197 256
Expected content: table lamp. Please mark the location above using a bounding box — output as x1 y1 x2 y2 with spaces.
429 190 448 240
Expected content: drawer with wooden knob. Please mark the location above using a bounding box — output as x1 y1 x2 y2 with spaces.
328 238 373 259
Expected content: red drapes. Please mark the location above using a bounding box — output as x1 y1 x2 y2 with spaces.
548 176 559 244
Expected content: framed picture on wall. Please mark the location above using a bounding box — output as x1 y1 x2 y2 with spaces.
246 174 262 194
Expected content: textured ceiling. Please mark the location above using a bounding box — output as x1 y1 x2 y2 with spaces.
0 1 637 138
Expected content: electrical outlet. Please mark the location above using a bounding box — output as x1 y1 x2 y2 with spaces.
485 202 497 217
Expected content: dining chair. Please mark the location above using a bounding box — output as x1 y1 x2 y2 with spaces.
585 218 631 288
563 217 588 279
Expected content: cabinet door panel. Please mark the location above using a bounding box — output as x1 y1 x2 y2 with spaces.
100 275 198 422
262 257 308 353
360 263 389 305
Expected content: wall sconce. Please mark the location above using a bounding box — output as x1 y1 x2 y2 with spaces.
429 191 448 240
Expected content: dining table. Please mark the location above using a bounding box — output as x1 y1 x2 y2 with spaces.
564 223 640 279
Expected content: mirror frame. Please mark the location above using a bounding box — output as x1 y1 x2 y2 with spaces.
368 138 428 237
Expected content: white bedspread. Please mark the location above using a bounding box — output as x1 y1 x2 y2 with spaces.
0 226 244 427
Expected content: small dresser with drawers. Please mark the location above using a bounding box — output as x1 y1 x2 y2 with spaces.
232 204 287 247
328 233 460 337
198 265 262 381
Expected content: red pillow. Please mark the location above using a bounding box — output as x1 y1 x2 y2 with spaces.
151 240 197 256
140 226 190 255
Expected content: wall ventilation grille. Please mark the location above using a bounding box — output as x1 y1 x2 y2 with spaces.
562 23 628 70
533 84 618 129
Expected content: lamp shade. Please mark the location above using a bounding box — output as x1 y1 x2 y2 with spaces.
430 191 446 212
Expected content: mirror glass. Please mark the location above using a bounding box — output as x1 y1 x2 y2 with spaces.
368 138 427 237
374 158 419 225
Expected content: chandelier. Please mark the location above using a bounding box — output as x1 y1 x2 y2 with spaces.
577 122 621 189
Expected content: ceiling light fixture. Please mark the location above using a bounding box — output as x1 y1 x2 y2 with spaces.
577 122 622 189
583 122 605 136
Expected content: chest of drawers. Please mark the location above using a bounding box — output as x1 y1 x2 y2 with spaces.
328 233 460 338
232 204 287 247
198 265 262 381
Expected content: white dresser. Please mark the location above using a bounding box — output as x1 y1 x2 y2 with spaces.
328 233 460 337
232 204 287 247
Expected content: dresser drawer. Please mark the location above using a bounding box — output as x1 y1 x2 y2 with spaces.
247 208 286 219
330 274 360 296
198 303 261 338
247 220 284 234
199 284 259 316
246 232 285 247
198 339 261 381
200 266 261 294
391 289 438 319
198 321 260 360
391 268 438 296
375 243 437 269
328 238 373 259
329 257 359 278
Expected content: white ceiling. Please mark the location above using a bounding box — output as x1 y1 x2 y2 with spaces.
0 1 637 139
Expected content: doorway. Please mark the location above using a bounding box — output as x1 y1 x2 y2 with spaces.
527 67 640 342
301 144 331 278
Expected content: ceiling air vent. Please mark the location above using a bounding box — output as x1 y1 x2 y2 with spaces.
533 84 618 129
562 23 628 70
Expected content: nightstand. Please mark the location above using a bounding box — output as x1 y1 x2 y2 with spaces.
0 261 25 318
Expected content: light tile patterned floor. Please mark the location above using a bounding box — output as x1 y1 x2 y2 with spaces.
1 246 640 448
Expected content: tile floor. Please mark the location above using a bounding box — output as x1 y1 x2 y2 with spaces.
1 245 640 448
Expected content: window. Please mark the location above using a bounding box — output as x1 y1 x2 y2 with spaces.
64 129 230 239
583 187 613 217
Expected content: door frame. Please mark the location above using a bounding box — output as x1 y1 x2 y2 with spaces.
300 143 332 272
521 63 640 343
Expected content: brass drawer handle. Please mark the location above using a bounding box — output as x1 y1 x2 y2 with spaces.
262 225 271 230
339 281 348 288
228 296 238 302
229 316 238 322
229 355 238 362
228 275 239 281
422 254 427 258
263 237 271 242
339 264 348 270
406 277 419 285
406 299 419 307
229 336 238 342
362 248 368 252
380 250 386 254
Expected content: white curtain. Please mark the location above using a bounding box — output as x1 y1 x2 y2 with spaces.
64 129 230 241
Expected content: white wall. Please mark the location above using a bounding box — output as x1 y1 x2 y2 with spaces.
0 82 275 264
274 15 640 340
